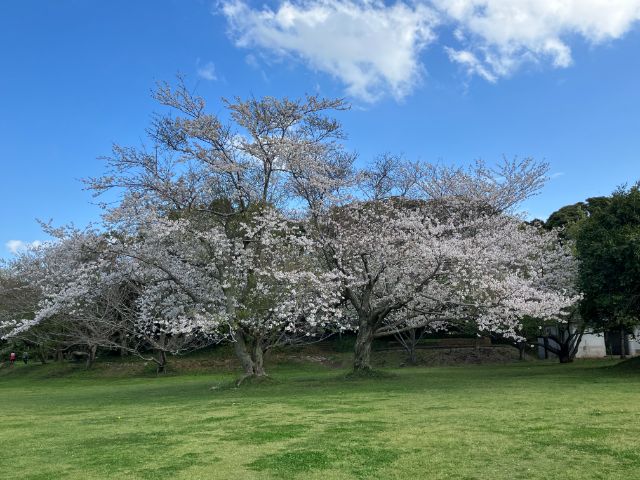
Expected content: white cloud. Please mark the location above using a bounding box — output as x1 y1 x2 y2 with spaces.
445 47 496 82
433 0 640 80
220 0 640 98
5 240 42 255
197 61 217 81
221 0 439 102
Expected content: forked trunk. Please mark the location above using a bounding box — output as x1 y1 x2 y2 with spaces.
233 329 268 380
354 317 374 372
233 331 258 375
540 331 577 363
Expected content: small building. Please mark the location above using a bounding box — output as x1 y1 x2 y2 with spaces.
538 325 640 359
604 327 640 356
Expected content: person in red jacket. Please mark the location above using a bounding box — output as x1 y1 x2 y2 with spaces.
9 352 16 367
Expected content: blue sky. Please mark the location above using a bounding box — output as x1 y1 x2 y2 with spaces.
1 0 639 257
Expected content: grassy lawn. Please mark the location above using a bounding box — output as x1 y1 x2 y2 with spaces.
0 357 639 479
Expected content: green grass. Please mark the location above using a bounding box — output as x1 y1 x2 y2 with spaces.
1 357 639 479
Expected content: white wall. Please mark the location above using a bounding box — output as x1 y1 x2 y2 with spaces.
628 327 640 356
574 332 607 358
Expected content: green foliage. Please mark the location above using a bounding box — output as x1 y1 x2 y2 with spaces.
576 184 640 331
544 186 640 336
544 197 610 241
545 202 588 231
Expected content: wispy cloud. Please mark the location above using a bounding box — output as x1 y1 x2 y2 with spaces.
550 172 565 180
197 61 217 81
445 47 496 82
219 0 640 100
433 0 640 80
5 240 42 255
221 0 439 102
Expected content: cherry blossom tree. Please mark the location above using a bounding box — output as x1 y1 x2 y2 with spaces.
83 80 352 377
1 231 123 367
0 225 223 371
101 203 343 378
3 80 580 379
0 263 48 361
310 157 580 372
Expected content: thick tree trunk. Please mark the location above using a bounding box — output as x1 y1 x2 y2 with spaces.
85 345 97 369
228 291 267 378
251 341 266 377
156 350 168 374
619 325 627 359
408 346 417 365
354 317 374 372
558 352 572 363
558 342 573 363
232 329 268 381
233 330 258 375
518 342 526 361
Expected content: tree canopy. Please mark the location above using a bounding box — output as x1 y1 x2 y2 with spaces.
576 184 640 333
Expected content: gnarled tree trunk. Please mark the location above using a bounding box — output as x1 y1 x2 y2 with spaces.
234 330 257 375
233 329 268 382
354 316 374 372
251 340 266 376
